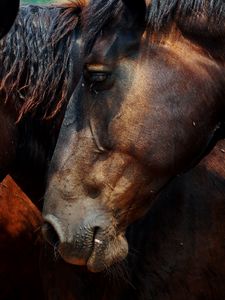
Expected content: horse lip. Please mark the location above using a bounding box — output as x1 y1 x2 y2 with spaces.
58 226 101 267
86 230 113 273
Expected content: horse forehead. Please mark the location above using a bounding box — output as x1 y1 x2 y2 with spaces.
89 31 128 63
90 27 217 72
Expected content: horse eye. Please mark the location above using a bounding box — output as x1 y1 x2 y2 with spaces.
83 65 114 93
83 64 112 83
84 68 110 83
89 72 109 83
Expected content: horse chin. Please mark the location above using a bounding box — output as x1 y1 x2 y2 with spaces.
59 252 87 267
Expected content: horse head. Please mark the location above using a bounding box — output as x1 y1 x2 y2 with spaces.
43 0 225 272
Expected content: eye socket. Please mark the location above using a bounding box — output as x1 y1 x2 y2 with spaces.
83 64 113 93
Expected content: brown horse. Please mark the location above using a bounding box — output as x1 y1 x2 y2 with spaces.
0 0 19 39
0 176 43 300
42 0 225 299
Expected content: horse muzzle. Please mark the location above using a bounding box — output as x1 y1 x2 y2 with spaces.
42 213 128 272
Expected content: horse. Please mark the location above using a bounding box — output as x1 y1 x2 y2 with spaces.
0 2 45 299
42 0 225 299
0 0 19 39
0 176 43 300
0 2 84 204
0 2 85 298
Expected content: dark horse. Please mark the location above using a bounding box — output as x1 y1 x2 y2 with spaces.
0 2 84 203
0 2 84 299
0 2 45 299
0 0 19 39
42 0 225 299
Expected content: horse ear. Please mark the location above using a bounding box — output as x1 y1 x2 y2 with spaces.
122 0 146 27
0 0 19 39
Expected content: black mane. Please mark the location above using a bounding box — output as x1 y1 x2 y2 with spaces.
83 0 225 54
0 3 82 120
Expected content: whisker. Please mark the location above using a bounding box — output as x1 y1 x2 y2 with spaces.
53 241 60 261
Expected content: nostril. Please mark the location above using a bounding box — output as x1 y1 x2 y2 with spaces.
42 222 60 247
86 184 101 199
